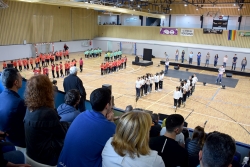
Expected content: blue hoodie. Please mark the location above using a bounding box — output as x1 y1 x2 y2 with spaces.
57 103 80 123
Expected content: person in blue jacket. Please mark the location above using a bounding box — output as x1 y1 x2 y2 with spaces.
57 89 81 123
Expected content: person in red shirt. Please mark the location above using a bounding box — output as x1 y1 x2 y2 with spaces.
46 53 51 66
41 54 46 66
22 59 27 70
65 50 69 59
33 67 41 75
55 51 59 61
63 50 66 59
26 58 30 70
112 60 117 72
60 62 64 77
13 60 17 69
51 63 55 78
109 61 113 73
55 64 59 78
35 56 40 68
100 63 104 75
59 50 63 60
29 58 33 69
3 61 7 69
79 58 83 73
50 53 55 64
18 59 22 72
105 62 109 74
43 66 49 77
103 62 107 75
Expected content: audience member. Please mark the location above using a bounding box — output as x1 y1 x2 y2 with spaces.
150 114 188 167
58 88 116 167
150 113 162 137
0 68 26 147
57 89 81 123
125 105 133 112
52 80 58 92
24 75 69 166
182 128 191 143
102 110 165 167
198 132 236 167
186 126 205 157
63 66 87 112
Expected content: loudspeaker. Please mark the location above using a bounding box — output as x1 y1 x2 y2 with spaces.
135 56 139 63
7 64 13 68
238 16 242 22
226 73 232 77
152 55 155 58
174 66 179 70
102 84 112 94
200 15 203 21
143 48 152 61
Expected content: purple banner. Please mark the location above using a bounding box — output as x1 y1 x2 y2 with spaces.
160 28 178 35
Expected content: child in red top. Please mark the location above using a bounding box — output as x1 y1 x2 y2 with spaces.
46 54 51 66
3 61 7 69
51 63 55 78
105 62 109 74
55 64 59 78
109 61 113 73
59 50 63 60
112 60 117 72
22 59 27 70
79 58 83 72
73 59 77 66
29 58 33 69
18 59 22 72
33 67 41 75
60 62 64 77
13 60 17 69
100 63 104 75
50 54 55 64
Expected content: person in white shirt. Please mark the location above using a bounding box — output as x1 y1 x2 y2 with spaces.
216 65 225 84
164 52 169 59
159 71 164 91
135 77 141 98
173 86 180 108
205 52 210 67
140 76 146 96
150 74 154 92
146 75 151 94
192 74 198 93
185 80 190 98
178 86 183 108
223 55 228 68
154 73 159 92
165 59 170 74
189 51 193 65
102 111 165 167
175 50 179 62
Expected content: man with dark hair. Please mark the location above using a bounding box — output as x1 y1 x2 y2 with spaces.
199 132 236 167
150 113 162 137
0 68 26 147
63 66 87 112
57 89 81 123
58 88 115 167
149 114 188 167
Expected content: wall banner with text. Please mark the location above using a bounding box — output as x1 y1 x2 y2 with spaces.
180 29 194 36
160 28 178 35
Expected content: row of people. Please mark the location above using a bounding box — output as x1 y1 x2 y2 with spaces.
104 50 123 61
135 71 165 98
84 48 102 58
100 57 127 75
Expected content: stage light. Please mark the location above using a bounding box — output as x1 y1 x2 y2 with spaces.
222 85 226 89
203 82 206 86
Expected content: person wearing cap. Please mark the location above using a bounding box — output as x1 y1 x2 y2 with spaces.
63 66 87 112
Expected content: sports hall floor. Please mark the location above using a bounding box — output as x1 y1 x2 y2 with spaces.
1 53 250 145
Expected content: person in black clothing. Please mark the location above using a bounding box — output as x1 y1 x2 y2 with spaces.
63 66 87 112
150 113 162 137
149 114 188 167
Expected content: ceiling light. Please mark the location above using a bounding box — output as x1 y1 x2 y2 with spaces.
85 2 88 3
184 4 187 6
170 8 172 10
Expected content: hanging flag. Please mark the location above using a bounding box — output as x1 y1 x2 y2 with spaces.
228 30 236 41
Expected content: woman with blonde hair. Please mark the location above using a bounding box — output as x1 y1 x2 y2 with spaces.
102 111 165 167
24 75 69 166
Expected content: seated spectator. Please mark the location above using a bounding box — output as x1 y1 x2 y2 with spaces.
198 132 236 167
52 80 58 92
0 131 30 167
182 128 191 143
24 75 69 166
57 89 81 123
58 88 116 167
186 126 205 157
149 114 188 167
150 113 162 137
0 68 26 147
102 110 165 167
125 105 133 112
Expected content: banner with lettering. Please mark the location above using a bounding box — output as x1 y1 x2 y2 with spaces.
160 28 178 35
203 28 223 34
239 32 250 37
213 20 228 28
180 29 194 36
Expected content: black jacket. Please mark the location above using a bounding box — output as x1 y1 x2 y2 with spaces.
24 107 69 166
63 74 86 100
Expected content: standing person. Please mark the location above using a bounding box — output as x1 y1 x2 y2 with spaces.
26 58 30 70
164 52 169 59
189 51 193 65
63 66 87 112
135 77 141 98
154 73 159 92
102 111 165 167
214 54 219 67
51 63 55 79
231 54 238 70
35 56 40 68
29 57 34 69
146 75 151 94
149 114 188 167
182 81 187 106
181 50 185 63
124 56 127 69
41 54 45 66
0 68 26 147
57 88 115 167
60 62 64 77
216 65 225 84
175 50 179 62
205 52 210 67
165 59 169 74
100 63 104 75
22 59 27 70
140 76 145 97
178 86 183 108
150 74 154 93
173 87 180 108
159 71 164 91
46 53 50 66
197 52 201 66
241 57 247 71
223 55 228 68
50 53 55 64
13 60 17 69
144 76 148 95
18 59 22 72
2 61 7 69
24 75 69 166
56 64 59 78
79 58 83 73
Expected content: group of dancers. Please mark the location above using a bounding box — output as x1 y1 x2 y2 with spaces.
84 48 102 58
167 50 248 71
100 56 127 75
104 50 123 61
135 71 165 98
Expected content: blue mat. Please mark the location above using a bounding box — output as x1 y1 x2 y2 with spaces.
165 69 239 88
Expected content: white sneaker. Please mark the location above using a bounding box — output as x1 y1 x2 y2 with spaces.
173 106 175 108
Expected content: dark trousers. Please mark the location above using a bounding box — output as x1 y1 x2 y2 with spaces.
140 86 144 96
165 65 169 73
159 81 163 89
189 58 193 64
31 64 33 69
174 99 178 107
80 65 83 72
214 61 218 67
155 82 159 91
181 56 184 63
56 71 59 78
26 64 29 70
52 70 55 78
241 65 246 71
232 63 236 70
19 66 22 71
77 97 86 112
60 69 64 77
150 84 152 91
186 91 190 97
144 85 147 94
178 97 183 107
124 62 126 69
183 94 187 103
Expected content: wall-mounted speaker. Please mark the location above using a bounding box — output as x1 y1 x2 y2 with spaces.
238 16 242 22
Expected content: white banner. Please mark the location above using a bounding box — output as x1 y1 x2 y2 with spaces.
180 29 194 36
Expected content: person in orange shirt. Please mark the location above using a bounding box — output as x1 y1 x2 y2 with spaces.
51 63 55 78
59 50 63 60
112 60 117 72
55 64 59 78
13 60 17 69
18 59 22 72
109 61 113 73
64 62 68 76
103 62 107 75
41 54 46 66
63 50 66 59
29 57 33 69
100 63 104 75
50 53 55 64
55 51 59 61
105 62 109 74
26 58 30 70
65 50 69 59
60 62 64 77
46 53 51 66
22 58 27 70
35 56 40 68
3 61 7 69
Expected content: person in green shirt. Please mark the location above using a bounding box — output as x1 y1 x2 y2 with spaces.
110 52 114 61
98 48 102 57
84 50 89 58
89 49 94 58
94 49 98 58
